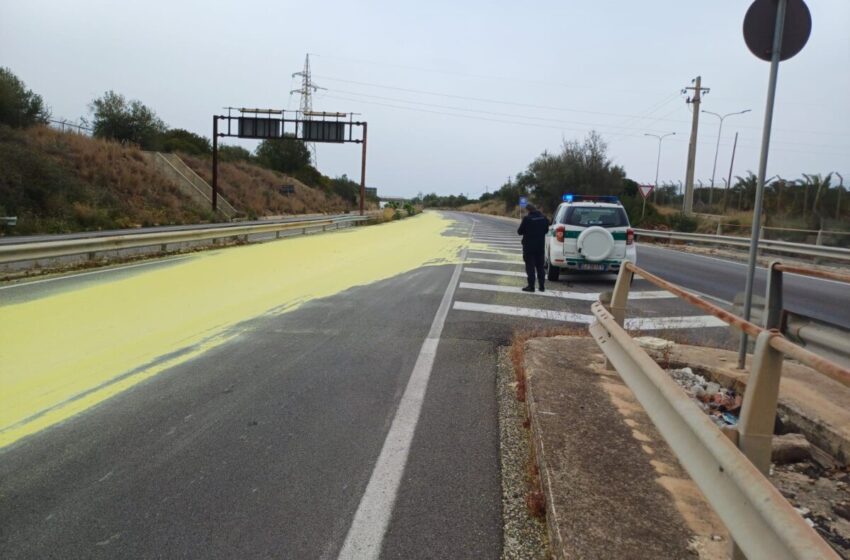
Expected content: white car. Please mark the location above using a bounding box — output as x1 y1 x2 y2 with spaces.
545 195 637 281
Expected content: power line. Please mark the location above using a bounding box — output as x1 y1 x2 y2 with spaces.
329 88 686 135
315 75 694 123
310 52 673 95
315 74 850 140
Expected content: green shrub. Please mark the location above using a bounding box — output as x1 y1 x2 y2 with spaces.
668 212 699 232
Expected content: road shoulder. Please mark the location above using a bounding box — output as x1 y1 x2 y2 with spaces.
523 335 728 559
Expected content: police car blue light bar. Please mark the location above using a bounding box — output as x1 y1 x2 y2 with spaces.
562 194 621 204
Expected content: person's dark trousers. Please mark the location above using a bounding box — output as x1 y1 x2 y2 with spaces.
523 252 545 290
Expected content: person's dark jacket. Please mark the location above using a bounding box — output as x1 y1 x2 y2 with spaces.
517 210 550 254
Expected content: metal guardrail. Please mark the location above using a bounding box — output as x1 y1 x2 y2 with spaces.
764 262 850 369
590 261 848 559
635 228 850 263
0 215 368 265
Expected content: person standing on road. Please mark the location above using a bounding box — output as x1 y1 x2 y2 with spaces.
517 203 549 292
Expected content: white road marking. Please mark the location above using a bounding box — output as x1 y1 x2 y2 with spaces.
466 251 522 260
464 267 527 278
466 258 524 265
337 254 468 560
452 301 727 329
457 282 675 301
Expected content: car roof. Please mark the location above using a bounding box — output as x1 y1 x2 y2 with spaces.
562 202 622 209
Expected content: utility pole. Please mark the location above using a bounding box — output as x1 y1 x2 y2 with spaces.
682 76 710 215
291 54 326 163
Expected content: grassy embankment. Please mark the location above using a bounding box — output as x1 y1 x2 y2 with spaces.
0 125 357 235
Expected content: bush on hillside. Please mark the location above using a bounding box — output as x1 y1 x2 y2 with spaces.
161 128 211 155
255 135 311 174
90 90 166 150
218 144 252 162
0 67 50 128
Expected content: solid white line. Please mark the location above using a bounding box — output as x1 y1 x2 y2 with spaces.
337 255 467 560
457 282 675 301
0 256 192 291
452 301 727 330
464 267 527 278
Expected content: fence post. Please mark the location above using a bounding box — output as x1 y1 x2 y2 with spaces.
763 261 783 330
716 223 723 236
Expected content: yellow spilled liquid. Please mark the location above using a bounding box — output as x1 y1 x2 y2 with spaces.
0 212 471 448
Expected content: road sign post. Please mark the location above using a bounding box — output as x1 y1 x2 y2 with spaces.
638 184 654 219
737 0 811 371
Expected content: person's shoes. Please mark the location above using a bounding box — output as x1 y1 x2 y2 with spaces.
539 285 545 292
522 286 535 292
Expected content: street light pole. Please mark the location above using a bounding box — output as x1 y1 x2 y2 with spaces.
703 109 751 210
645 132 675 204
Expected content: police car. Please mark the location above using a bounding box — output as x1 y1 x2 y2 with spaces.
544 194 636 281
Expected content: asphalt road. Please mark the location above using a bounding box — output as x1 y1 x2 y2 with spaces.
637 243 850 329
1 211 846 559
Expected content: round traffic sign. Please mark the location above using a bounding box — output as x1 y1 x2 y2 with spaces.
743 0 811 62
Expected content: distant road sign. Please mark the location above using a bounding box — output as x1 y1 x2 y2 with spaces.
519 196 528 209
638 185 654 199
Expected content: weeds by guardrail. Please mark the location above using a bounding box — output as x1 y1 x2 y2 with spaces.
591 261 848 559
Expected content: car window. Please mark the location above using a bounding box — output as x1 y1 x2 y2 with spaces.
553 205 567 224
563 207 628 227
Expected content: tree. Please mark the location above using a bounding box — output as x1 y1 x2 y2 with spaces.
218 144 252 162
160 128 211 155
89 90 166 150
498 131 626 213
254 134 311 173
0 67 50 128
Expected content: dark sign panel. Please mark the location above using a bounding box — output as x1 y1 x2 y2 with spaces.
302 121 346 143
238 117 282 139
365 187 378 198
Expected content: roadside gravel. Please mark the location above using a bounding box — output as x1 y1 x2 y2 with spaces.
497 347 549 560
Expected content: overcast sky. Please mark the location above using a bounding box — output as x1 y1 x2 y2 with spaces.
2 0 848 198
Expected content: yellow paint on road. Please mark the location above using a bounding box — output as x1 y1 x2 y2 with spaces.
0 212 471 448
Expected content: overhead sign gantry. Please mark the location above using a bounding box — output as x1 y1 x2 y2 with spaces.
212 108 369 215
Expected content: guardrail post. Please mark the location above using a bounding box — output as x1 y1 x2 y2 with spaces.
737 330 783 475
609 264 633 328
716 223 723 236
815 229 824 265
763 261 783 330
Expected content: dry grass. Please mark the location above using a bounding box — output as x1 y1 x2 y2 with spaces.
179 154 352 218
459 199 510 217
0 125 213 233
